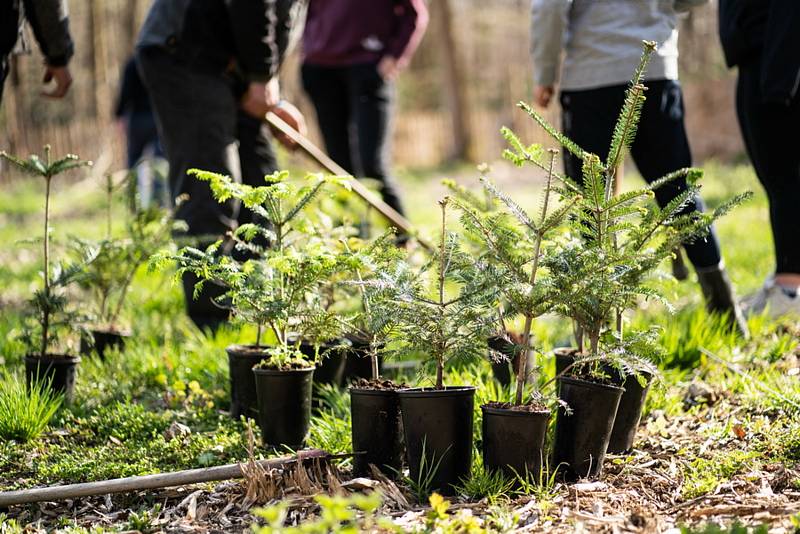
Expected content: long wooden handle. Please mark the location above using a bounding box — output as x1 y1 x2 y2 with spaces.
0 451 341 507
266 111 432 251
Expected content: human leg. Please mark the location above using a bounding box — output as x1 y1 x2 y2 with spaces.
735 61 800 317
301 63 354 173
348 63 406 217
136 47 239 329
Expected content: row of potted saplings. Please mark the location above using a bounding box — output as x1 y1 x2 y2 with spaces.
229 339 651 495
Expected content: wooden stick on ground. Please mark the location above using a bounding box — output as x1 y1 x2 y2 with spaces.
0 450 346 507
265 111 433 251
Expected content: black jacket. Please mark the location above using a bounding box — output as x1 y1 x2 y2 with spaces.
0 0 74 66
719 0 800 106
137 0 295 82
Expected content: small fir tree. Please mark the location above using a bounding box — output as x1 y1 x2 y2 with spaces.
1 147 92 357
150 170 351 369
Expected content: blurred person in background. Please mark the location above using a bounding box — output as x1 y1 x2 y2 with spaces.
300 0 428 239
719 0 800 319
530 0 750 337
135 0 304 330
0 0 74 104
114 56 166 208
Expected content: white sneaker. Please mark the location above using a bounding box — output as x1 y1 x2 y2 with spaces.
743 277 800 319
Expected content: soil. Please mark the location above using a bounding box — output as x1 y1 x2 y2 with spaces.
483 400 549 413
565 362 620 387
350 378 406 391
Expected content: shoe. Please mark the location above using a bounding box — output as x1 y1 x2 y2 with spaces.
742 277 800 320
696 266 750 338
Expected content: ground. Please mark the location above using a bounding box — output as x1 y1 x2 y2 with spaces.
1 159 799 533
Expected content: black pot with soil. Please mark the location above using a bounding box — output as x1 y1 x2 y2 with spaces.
227 344 269 420
25 354 80 404
80 328 130 360
253 365 315 448
299 341 346 387
350 383 403 477
341 339 384 383
399 386 475 495
552 376 623 480
482 402 550 481
488 335 520 388
553 348 652 455
607 371 652 454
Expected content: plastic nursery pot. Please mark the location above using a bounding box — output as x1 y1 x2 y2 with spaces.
399 386 475 496
552 376 623 480
25 354 80 404
488 335 519 388
482 404 550 481
607 370 652 454
554 347 580 379
227 344 270 420
300 341 347 387
342 340 384 383
350 387 403 477
254 366 315 448
79 328 130 360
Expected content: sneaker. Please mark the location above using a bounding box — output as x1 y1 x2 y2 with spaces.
743 277 800 319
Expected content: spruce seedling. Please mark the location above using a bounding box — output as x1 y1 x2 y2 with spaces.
387 198 497 389
150 170 351 369
456 148 580 404
1 147 92 357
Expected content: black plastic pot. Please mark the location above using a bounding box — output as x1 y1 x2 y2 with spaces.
25 354 80 404
488 336 519 388
399 386 475 495
607 372 652 454
553 349 652 454
300 342 346 387
482 405 550 481
342 341 384 383
80 328 129 360
227 345 269 420
553 376 623 480
350 388 403 477
253 366 315 448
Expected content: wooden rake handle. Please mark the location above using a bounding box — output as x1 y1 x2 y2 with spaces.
265 111 432 251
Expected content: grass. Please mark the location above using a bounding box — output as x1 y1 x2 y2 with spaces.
0 372 63 442
0 161 799 531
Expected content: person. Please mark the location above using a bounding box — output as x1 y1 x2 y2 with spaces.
114 56 166 208
719 0 800 319
0 0 74 104
530 0 749 337
135 0 304 329
300 0 428 229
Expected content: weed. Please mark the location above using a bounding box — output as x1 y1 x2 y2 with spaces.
456 456 514 503
398 438 447 503
126 504 162 533
681 450 757 499
0 372 62 442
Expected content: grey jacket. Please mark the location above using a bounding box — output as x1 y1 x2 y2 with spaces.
531 0 707 91
1 0 74 66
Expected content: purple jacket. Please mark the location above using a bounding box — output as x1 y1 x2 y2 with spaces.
302 0 428 69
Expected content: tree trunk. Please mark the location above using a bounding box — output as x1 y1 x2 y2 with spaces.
430 0 474 162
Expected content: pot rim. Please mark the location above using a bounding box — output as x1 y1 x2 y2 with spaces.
558 375 625 393
481 404 550 418
349 387 399 397
25 354 81 364
226 343 273 356
397 385 476 398
253 366 315 375
88 326 132 337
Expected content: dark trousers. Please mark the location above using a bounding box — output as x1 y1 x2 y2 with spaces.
0 55 7 104
136 47 277 328
736 61 800 275
301 62 406 217
126 111 163 169
561 79 722 270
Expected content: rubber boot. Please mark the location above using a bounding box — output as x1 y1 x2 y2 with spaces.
696 266 750 339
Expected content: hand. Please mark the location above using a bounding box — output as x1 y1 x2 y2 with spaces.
377 56 400 81
240 78 280 118
41 65 72 98
534 85 554 108
270 101 307 150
